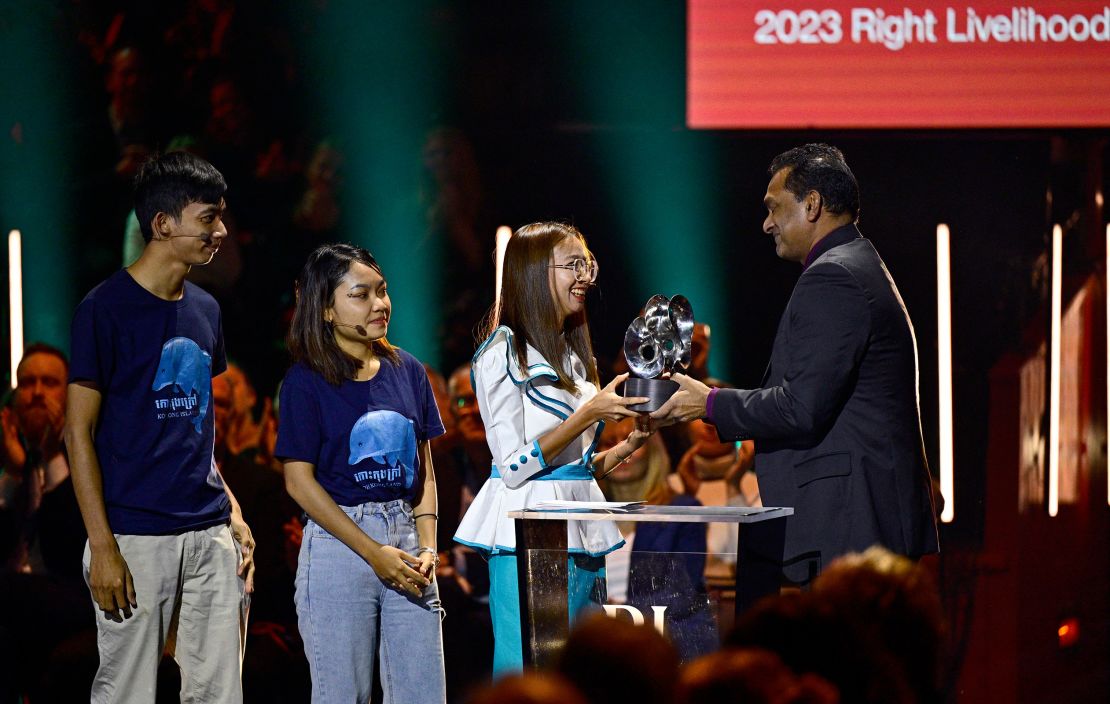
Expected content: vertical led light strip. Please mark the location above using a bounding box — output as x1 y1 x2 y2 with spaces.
1049 224 1063 517
494 225 512 314
936 224 954 523
8 229 23 388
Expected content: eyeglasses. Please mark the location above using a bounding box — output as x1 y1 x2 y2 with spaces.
547 258 599 283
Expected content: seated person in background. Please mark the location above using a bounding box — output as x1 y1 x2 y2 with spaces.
447 363 492 598
668 414 757 582
424 364 462 551
811 546 945 704
222 363 264 459
558 613 679 704
0 343 83 577
727 546 941 703
448 363 492 502
597 417 718 661
677 648 839 704
594 417 671 604
212 367 300 626
465 672 586 704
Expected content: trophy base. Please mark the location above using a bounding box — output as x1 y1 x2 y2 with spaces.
624 376 679 413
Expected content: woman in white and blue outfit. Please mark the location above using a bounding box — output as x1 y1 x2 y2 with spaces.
454 222 652 674
277 243 446 703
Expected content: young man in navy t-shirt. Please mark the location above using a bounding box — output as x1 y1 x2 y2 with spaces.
65 152 255 703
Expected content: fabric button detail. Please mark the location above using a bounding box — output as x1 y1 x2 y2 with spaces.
510 464 519 471
520 455 528 464
530 449 539 457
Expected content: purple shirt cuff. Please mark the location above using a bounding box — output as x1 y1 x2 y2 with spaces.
705 387 720 424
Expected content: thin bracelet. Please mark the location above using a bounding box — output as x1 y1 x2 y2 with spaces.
596 452 629 480
416 546 440 568
413 513 438 520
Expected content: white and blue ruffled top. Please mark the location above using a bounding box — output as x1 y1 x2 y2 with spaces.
453 326 625 557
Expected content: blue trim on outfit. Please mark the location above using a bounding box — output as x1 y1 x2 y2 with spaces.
531 440 548 468
454 534 627 559
491 462 593 481
473 326 576 422
581 419 604 464
524 385 569 420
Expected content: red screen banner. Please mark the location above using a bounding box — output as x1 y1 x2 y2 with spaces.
688 1 1110 128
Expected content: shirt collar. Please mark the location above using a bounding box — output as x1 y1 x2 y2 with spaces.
803 223 862 270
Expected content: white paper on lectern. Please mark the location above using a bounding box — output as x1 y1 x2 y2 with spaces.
530 500 646 511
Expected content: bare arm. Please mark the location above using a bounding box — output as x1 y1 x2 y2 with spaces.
533 373 646 464
593 425 653 477
411 440 437 578
211 461 256 593
64 382 136 620
284 460 429 596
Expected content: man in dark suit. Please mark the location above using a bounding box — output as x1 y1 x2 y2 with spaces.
653 143 939 584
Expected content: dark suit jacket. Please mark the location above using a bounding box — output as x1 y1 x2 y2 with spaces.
712 225 939 582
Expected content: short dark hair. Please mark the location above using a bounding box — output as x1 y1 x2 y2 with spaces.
287 243 399 386
769 144 860 221
17 342 68 375
134 152 227 242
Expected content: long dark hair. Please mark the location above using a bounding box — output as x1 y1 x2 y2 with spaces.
483 222 599 392
288 243 400 386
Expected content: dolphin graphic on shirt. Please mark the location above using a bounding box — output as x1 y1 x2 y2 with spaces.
151 337 212 434
348 410 417 488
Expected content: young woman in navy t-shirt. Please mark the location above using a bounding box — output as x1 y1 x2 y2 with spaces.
276 243 446 703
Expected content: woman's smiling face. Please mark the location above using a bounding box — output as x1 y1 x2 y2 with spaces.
548 237 592 323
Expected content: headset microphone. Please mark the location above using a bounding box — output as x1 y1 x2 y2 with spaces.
332 322 368 337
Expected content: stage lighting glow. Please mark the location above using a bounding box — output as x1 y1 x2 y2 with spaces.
8 229 23 389
1049 224 1062 517
495 225 511 313
936 224 954 523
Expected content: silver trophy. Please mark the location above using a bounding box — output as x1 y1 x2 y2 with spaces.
623 294 694 412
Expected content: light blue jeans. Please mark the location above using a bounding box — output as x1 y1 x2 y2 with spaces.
295 499 445 703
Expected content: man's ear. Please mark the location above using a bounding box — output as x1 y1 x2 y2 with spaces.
152 212 173 240
804 191 822 223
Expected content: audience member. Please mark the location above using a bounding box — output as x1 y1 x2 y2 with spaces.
595 417 719 661
448 363 492 506
419 127 496 371
667 415 756 583
213 365 299 626
466 672 587 704
103 46 158 179
0 344 83 576
726 547 945 702
292 139 344 238
594 416 671 604
0 346 95 704
678 648 839 704
812 546 946 704
558 613 680 704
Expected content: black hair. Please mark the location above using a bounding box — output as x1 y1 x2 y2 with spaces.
769 144 860 222
287 243 399 386
134 152 227 242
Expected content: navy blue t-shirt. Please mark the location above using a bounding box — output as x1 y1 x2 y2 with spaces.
69 269 230 535
275 351 445 506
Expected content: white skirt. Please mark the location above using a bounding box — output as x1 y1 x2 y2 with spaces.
454 476 624 556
